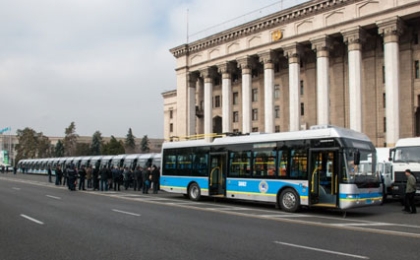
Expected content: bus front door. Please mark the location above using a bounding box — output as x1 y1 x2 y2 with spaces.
209 153 227 196
309 150 338 207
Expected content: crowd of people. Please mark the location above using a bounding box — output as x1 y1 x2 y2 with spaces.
52 164 160 194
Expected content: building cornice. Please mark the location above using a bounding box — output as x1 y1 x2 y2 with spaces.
170 0 364 58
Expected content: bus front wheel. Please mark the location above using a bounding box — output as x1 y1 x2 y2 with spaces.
279 188 300 212
188 183 201 201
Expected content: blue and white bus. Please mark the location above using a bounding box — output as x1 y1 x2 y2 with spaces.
160 125 383 212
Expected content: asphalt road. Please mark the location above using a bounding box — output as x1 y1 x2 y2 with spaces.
1 173 419 260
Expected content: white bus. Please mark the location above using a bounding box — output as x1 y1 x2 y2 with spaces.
389 138 420 200
161 125 383 212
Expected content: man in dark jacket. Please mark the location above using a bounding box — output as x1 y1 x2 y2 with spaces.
133 166 143 191
100 166 109 191
151 165 160 194
67 164 77 191
78 165 87 190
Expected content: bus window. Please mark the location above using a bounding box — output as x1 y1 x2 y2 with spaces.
229 151 251 178
290 148 307 179
278 150 288 177
253 150 276 178
192 152 208 176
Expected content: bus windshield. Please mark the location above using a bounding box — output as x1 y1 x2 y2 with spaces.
393 146 420 163
343 149 380 185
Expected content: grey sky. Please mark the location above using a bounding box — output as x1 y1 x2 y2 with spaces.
0 0 308 139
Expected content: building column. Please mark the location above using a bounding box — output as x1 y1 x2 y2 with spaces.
200 67 214 139
259 50 275 133
311 36 331 126
342 27 365 132
187 73 198 136
237 56 253 134
283 44 302 132
218 62 233 133
377 17 403 147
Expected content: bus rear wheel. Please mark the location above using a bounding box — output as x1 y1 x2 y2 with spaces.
279 188 300 212
188 183 201 201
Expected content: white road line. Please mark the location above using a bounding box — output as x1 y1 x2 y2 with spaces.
274 241 369 259
20 214 44 225
330 222 393 227
12 187 21 190
46 195 61 200
112 209 141 217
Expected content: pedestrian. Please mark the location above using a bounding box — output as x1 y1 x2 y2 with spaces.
100 165 109 191
123 167 132 190
142 167 151 194
62 165 68 187
93 166 99 191
13 165 17 175
47 166 52 183
55 165 63 185
151 165 160 194
112 166 121 191
133 166 143 191
403 169 417 214
67 164 77 191
86 165 93 189
78 165 87 190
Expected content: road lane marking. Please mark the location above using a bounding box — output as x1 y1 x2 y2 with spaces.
20 214 44 225
12 187 21 190
112 209 141 217
46 195 61 200
274 241 369 259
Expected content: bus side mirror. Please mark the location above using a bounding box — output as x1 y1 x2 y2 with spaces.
354 150 360 165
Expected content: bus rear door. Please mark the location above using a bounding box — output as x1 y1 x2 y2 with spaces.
209 153 227 196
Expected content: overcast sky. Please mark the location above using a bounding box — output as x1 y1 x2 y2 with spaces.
0 0 309 139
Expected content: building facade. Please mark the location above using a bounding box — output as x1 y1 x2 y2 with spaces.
163 0 420 147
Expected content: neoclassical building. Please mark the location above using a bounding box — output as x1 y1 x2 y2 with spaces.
163 0 420 147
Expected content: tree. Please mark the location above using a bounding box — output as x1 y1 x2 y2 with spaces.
63 122 79 156
125 128 136 154
90 131 103 155
76 143 91 156
102 136 125 155
15 127 51 163
54 140 65 157
140 135 150 153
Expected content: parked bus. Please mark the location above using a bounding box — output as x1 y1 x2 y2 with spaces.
161 125 382 212
389 138 420 200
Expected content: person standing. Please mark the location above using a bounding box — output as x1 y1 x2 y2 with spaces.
403 169 417 214
151 165 160 194
67 164 77 191
78 165 87 190
47 167 53 183
100 166 109 191
93 166 99 191
55 165 63 185
133 166 143 191
142 167 151 194
112 166 121 191
86 165 93 189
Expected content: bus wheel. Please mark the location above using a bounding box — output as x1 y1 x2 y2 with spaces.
188 183 201 201
279 188 300 212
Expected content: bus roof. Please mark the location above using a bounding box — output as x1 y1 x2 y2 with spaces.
395 137 420 147
163 125 371 149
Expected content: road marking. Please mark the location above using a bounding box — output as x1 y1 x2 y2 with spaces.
20 214 44 225
46 195 61 200
12 187 21 190
274 241 369 259
112 209 141 217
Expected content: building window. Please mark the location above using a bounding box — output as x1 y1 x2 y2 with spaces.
252 69 259 78
275 125 280 132
233 92 238 105
384 117 387 133
169 123 173 132
252 127 259 132
169 110 173 119
233 129 239 133
415 60 419 79
382 65 385 83
301 103 304 116
275 106 280 118
252 109 258 121
383 93 386 108
300 80 304 96
414 33 419 45
274 85 280 99
214 95 221 107
252 88 258 102
233 111 239 122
